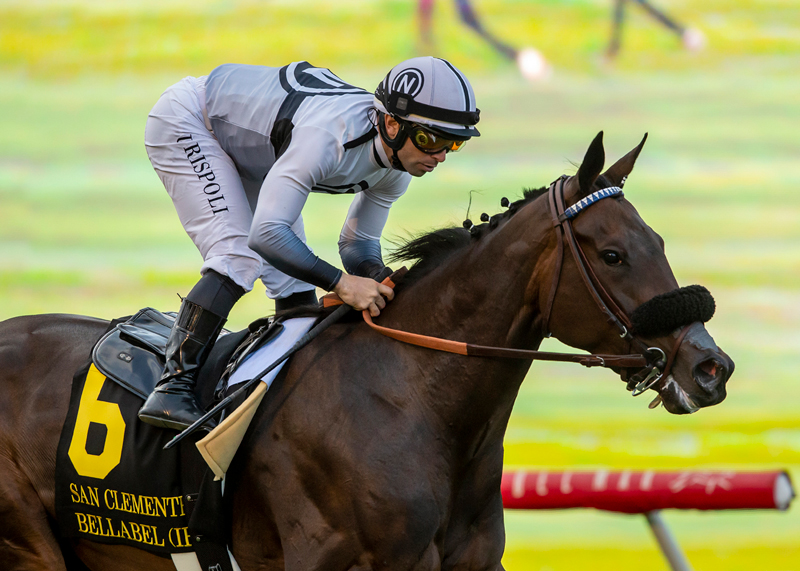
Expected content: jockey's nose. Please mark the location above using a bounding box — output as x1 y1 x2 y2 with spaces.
432 149 447 163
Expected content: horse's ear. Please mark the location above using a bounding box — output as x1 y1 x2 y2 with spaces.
602 133 648 188
577 131 605 197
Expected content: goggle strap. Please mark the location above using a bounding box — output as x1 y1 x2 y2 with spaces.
388 92 480 127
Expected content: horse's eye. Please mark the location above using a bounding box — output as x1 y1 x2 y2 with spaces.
602 251 622 265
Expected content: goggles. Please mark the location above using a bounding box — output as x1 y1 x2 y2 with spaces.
405 123 467 154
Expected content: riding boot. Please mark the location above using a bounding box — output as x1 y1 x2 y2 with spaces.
138 299 226 431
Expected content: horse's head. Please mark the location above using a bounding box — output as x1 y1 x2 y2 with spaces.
544 132 733 414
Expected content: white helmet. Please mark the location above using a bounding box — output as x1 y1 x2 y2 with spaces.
374 57 480 139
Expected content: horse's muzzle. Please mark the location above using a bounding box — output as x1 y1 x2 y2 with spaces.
663 345 734 414
649 323 734 414
692 351 733 399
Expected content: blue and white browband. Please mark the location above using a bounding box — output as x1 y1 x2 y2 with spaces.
561 186 624 220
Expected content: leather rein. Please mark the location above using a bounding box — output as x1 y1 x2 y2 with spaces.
339 176 688 396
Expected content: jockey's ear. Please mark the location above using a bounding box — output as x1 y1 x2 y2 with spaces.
602 133 648 188
384 114 401 139
577 131 605 198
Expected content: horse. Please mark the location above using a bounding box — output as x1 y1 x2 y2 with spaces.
0 132 733 570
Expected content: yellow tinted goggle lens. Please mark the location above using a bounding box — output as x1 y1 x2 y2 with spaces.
414 129 433 148
412 127 466 153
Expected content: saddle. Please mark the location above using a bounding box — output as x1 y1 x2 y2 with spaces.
92 307 284 403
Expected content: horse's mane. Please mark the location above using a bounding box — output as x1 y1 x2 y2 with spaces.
388 173 617 285
387 186 549 285
270 175 615 321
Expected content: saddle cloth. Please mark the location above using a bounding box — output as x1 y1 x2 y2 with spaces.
55 308 316 564
55 355 208 557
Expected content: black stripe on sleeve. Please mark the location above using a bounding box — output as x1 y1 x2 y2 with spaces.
343 127 378 150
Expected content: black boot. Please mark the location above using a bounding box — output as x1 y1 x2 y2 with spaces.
138 300 226 431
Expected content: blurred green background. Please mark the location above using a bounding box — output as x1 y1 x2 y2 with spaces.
1 0 798 569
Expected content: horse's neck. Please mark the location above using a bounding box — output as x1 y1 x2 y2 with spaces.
383 204 553 436
388 204 552 349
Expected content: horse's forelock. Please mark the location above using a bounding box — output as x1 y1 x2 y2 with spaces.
593 174 614 194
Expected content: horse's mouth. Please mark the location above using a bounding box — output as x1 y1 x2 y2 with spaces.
658 375 701 414
632 326 734 414
654 354 730 414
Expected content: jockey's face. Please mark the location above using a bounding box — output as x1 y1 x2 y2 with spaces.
383 115 447 177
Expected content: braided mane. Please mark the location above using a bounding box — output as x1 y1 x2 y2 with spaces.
387 187 548 284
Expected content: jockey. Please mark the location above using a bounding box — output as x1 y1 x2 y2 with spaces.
138 57 481 431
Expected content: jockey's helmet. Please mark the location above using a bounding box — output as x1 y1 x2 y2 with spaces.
374 57 480 158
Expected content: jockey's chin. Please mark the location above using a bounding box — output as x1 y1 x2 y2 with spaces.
397 143 447 177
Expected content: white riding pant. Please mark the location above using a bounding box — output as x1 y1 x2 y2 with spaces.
144 76 316 299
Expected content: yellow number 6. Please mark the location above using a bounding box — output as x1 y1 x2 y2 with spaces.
67 364 126 479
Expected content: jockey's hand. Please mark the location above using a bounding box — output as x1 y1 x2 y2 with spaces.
333 273 395 317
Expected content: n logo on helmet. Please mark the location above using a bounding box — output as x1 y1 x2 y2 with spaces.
392 69 424 97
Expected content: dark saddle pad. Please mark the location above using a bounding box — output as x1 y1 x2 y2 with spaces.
92 308 174 399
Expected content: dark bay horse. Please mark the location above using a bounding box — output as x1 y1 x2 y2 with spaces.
0 132 733 570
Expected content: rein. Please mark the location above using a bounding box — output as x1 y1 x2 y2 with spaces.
361 312 647 369
349 176 692 396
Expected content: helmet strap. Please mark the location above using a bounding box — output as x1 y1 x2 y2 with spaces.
376 112 408 171
389 153 407 172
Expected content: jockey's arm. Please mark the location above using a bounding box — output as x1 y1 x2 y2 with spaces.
247 127 395 315
337 183 408 314
338 182 406 280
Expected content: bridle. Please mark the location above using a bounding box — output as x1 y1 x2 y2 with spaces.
344 176 692 397
541 175 691 396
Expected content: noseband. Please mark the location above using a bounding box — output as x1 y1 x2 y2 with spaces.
542 176 712 397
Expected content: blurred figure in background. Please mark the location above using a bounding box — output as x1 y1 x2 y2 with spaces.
418 0 549 81
607 0 706 59
419 0 705 76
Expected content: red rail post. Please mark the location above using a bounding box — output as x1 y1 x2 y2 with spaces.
501 470 794 570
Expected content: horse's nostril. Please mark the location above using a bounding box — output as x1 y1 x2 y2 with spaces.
694 357 724 394
699 359 718 378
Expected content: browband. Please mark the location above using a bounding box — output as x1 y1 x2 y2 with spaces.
559 186 623 221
